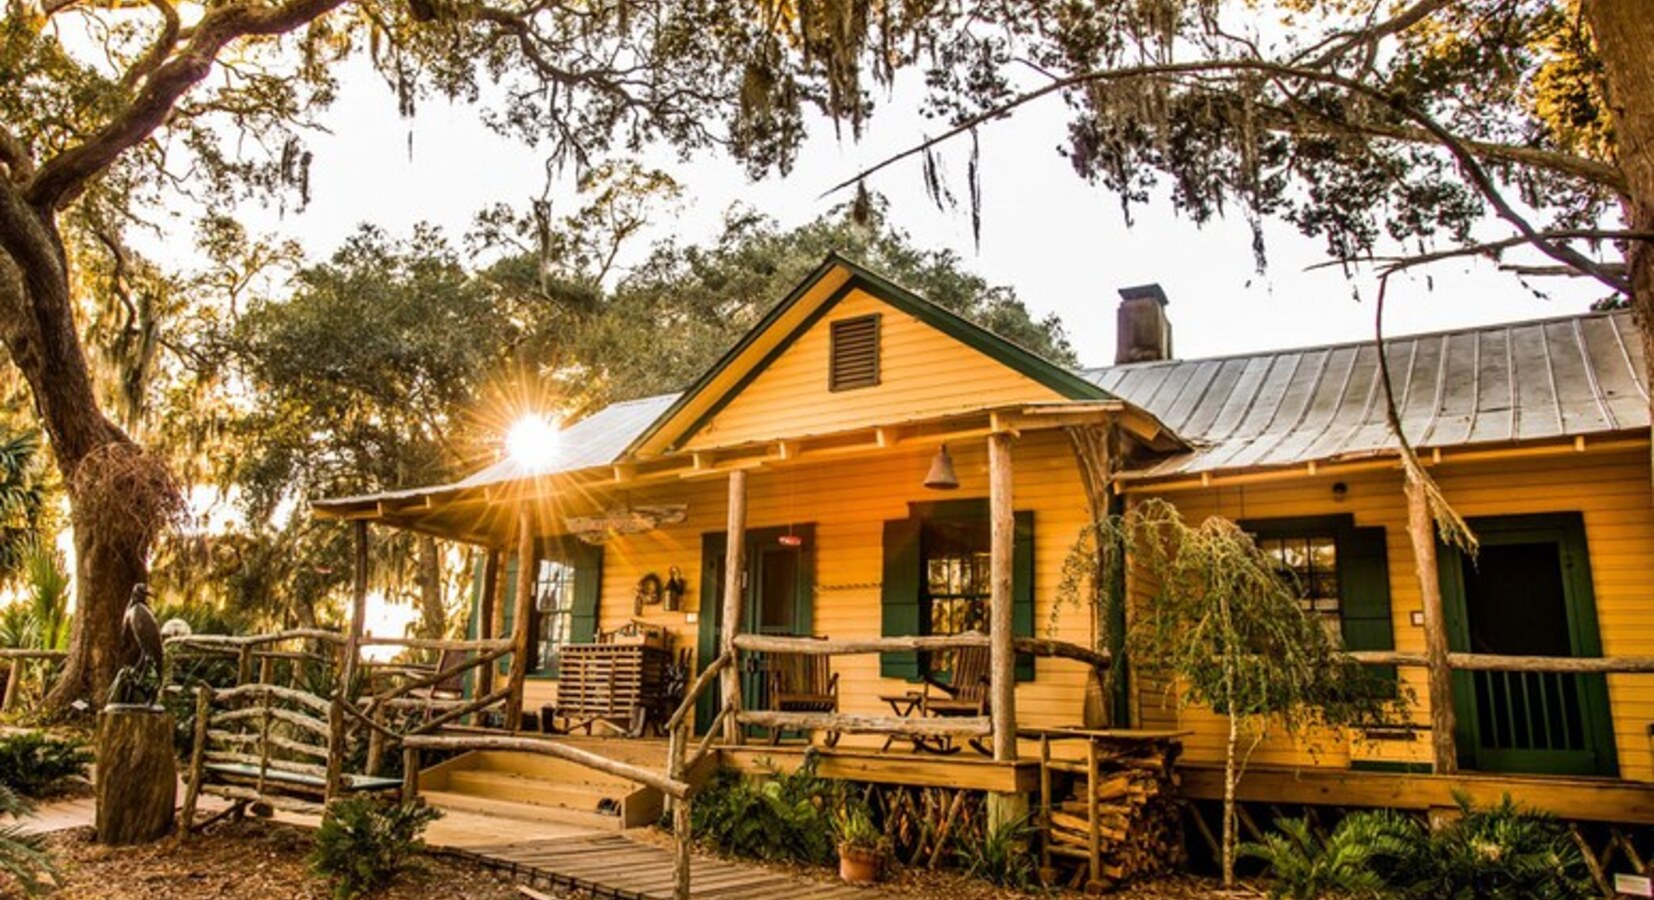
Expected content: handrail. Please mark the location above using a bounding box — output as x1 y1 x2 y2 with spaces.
401 733 691 799
1346 650 1654 674
356 635 513 652
0 649 67 660
664 651 731 734
732 633 988 655
167 629 345 649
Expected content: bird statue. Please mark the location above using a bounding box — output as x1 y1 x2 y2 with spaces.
108 583 165 707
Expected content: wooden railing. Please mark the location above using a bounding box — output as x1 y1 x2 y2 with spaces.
1347 650 1654 674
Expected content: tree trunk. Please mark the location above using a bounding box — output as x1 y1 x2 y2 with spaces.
0 197 157 713
1219 591 1238 889
1583 0 1654 473
416 534 446 638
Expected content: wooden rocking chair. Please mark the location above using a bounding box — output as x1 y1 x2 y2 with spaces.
918 640 992 756
764 639 841 747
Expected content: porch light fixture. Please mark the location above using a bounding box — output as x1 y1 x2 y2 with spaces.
923 444 960 490
506 413 562 471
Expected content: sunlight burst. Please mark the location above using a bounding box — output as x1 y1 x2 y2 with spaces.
506 413 562 471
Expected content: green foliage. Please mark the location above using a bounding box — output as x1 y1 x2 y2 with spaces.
0 784 55 896
1242 798 1593 900
1400 794 1592 899
1240 811 1417 899
690 757 838 865
308 798 442 899
829 799 886 853
0 432 48 587
0 731 92 798
956 813 1038 889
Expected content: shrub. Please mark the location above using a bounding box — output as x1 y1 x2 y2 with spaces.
1240 811 1417 899
689 756 838 865
0 785 54 895
0 731 91 798
308 797 442 899
1401 794 1592 899
957 813 1038 889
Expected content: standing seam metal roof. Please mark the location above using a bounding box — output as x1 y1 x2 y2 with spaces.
1085 309 1648 478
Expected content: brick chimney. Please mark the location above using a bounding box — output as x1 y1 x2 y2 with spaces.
1115 284 1172 364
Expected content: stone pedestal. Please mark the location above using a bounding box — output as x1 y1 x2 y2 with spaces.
95 705 177 845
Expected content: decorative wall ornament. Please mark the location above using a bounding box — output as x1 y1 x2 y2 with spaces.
663 566 687 612
565 504 689 543
635 572 663 615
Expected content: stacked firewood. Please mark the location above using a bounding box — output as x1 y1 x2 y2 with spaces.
1043 736 1184 892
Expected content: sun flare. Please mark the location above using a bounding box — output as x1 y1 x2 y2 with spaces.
506 414 562 471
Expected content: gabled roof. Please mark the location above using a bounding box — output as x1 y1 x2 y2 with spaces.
1088 309 1649 480
623 254 1112 457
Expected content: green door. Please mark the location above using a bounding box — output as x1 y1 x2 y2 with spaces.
1439 513 1617 776
695 525 814 736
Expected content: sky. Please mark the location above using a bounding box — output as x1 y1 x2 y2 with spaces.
195 56 1614 374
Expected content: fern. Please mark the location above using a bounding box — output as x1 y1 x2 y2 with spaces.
956 813 1038 889
0 785 55 895
1241 812 1417 899
1400 794 1592 900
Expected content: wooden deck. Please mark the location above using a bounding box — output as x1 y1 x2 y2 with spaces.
1180 762 1654 824
451 833 875 899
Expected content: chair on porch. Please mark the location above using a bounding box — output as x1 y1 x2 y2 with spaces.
917 642 991 755
410 648 468 723
763 638 841 747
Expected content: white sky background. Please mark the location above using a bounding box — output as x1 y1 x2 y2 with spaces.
183 53 1615 373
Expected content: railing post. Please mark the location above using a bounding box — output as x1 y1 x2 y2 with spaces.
1406 476 1458 773
341 520 370 700
720 469 748 744
478 548 502 698
505 508 536 731
987 432 1017 762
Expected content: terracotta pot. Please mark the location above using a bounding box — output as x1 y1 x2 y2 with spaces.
838 844 883 884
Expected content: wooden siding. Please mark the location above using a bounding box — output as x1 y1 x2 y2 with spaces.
1128 444 1654 782
682 288 1065 451
518 429 1098 735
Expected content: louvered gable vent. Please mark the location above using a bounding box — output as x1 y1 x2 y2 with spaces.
829 314 881 391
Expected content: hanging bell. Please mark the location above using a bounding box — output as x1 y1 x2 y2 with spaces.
923 444 960 490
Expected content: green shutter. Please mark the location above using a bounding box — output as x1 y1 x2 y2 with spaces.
881 517 923 680
695 533 726 734
1014 510 1035 682
498 552 519 677
1339 525 1396 688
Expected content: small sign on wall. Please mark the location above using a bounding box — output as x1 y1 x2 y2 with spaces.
1615 873 1654 896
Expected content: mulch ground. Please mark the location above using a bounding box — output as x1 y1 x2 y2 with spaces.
17 821 533 899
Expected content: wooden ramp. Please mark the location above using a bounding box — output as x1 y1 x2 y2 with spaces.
452 833 873 899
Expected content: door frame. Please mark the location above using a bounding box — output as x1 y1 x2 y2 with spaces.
694 524 815 735
1437 512 1617 776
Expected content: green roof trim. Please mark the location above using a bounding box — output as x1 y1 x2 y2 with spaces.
623 253 1114 456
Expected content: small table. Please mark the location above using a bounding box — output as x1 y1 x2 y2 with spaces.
877 691 953 753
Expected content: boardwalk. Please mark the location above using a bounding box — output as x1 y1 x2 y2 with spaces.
454 833 873 900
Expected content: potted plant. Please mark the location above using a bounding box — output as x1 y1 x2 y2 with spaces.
832 803 888 884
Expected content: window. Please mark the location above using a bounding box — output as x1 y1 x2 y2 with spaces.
829 314 880 390
1254 532 1342 644
921 517 990 676
532 559 577 673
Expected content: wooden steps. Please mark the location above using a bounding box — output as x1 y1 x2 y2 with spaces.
419 744 665 830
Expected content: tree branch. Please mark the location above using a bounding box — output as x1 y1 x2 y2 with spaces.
0 124 34 184
24 0 349 211
122 0 183 90
823 56 1632 293
1294 0 1458 69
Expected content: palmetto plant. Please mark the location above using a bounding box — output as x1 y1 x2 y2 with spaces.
0 784 54 894
0 432 47 587
1241 812 1419 899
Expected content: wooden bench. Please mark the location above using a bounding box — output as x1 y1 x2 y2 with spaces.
178 682 404 835
763 639 841 746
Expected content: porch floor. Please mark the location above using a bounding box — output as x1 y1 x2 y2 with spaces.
1179 761 1654 824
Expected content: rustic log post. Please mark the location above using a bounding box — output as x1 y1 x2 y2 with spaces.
236 645 253 686
2 660 20 713
720 469 748 744
341 521 369 701
1406 476 1458 773
177 686 212 841
505 508 535 731
324 691 345 804
987 432 1017 761
478 548 502 698
669 717 692 900
96 705 177 845
402 745 420 802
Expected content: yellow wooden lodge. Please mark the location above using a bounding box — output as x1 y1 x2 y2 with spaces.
308 254 1654 861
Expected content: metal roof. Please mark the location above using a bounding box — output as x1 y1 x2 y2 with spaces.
310 392 680 511
1085 309 1649 479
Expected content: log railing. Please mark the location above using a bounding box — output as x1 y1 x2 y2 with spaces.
1347 650 1654 674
